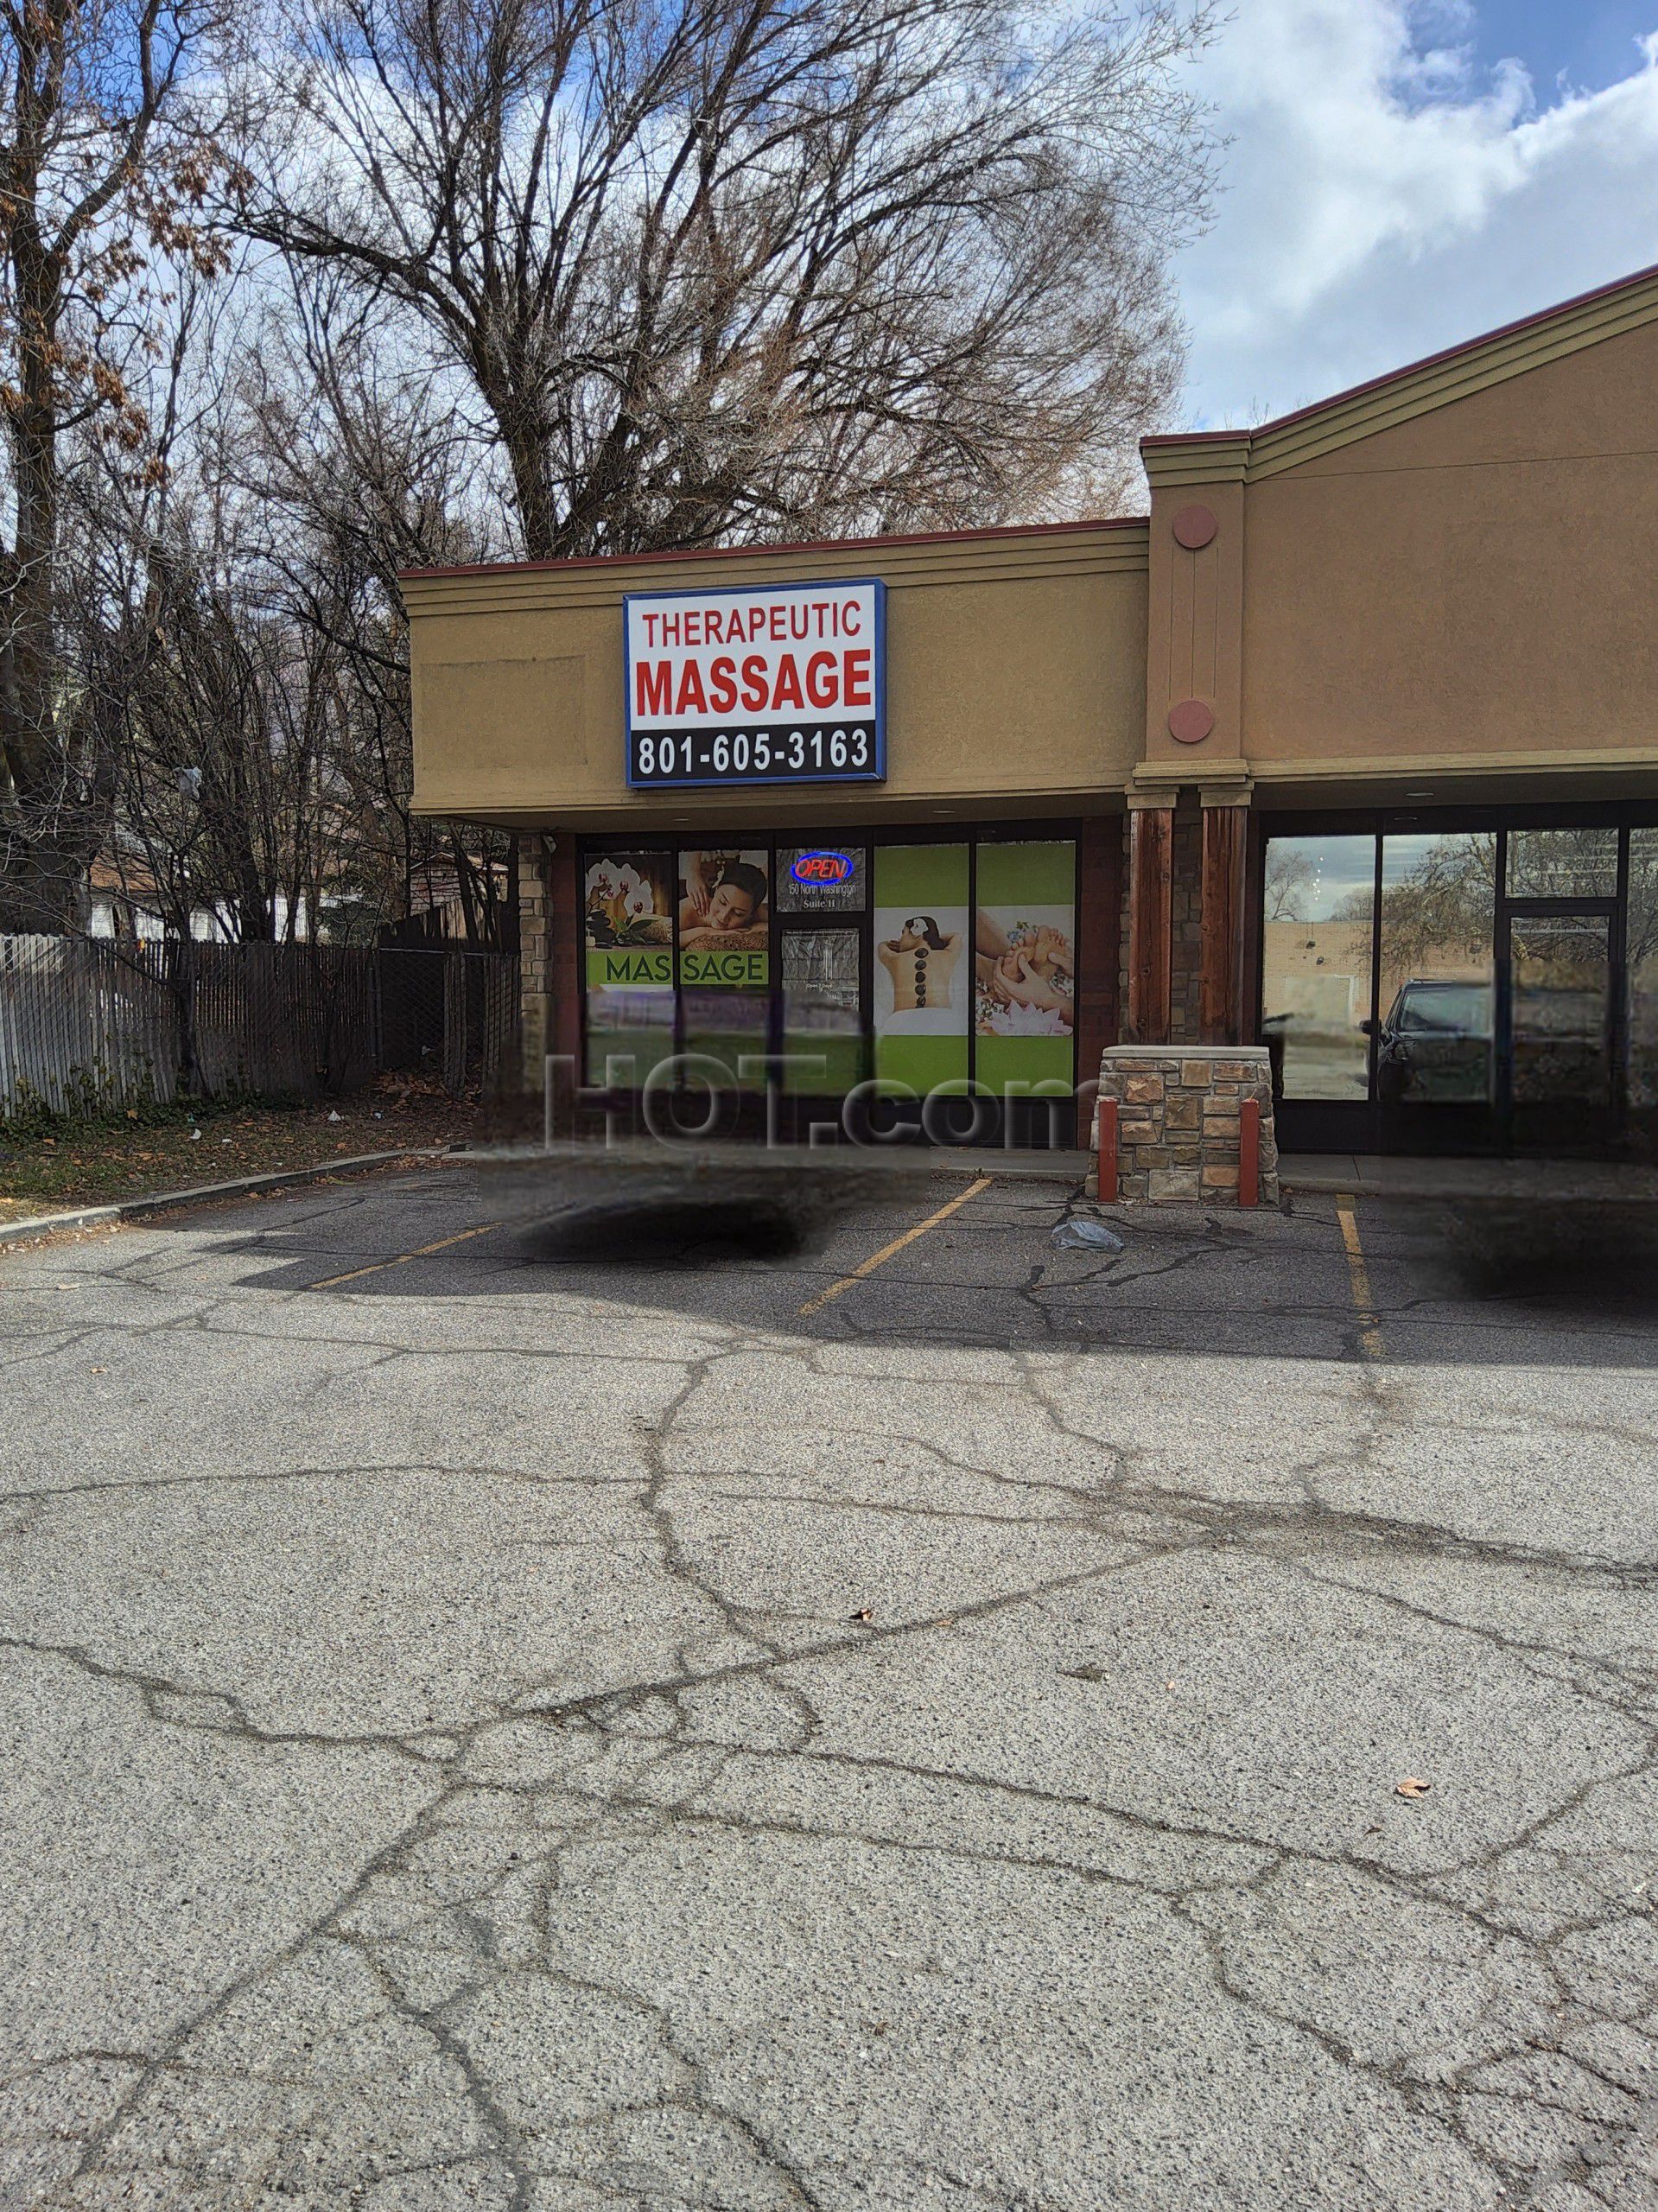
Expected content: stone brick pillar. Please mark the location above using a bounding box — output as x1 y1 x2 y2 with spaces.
1096 1044 1278 1205
518 842 552 1093
518 836 581 1128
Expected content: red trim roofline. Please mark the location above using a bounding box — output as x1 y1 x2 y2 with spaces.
397 513 1144 584
1141 257 1658 452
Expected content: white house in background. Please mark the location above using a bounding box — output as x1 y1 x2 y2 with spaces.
82 854 310 942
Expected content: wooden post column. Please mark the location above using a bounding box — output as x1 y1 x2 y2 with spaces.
1197 792 1249 1045
1073 814 1123 1145
1126 798 1174 1046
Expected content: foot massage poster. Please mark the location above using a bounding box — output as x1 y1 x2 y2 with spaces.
678 849 772 1091
974 841 1077 1097
873 844 970 1095
583 850 675 1082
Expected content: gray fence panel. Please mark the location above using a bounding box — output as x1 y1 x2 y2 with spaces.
1 938 518 1119
0 938 178 1116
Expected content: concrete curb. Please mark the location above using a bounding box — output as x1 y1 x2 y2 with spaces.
1281 1157 1658 1203
0 1146 461 1249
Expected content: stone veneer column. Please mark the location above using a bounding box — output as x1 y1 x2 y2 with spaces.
518 842 550 1094
517 836 581 1126
1096 1043 1278 1205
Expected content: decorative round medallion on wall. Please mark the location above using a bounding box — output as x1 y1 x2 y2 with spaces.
1172 504 1218 550
1167 698 1216 746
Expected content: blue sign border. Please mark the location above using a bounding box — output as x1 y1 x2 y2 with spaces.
623 576 886 791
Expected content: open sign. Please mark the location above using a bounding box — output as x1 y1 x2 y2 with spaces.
791 849 854 886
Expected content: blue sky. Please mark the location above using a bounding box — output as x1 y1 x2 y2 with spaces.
1468 1 1651 91
1172 1 1658 427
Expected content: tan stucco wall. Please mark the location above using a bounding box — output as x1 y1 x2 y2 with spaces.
1239 322 1658 779
404 525 1148 830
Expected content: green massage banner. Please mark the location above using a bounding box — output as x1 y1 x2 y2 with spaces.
973 841 1077 1097
873 844 970 1096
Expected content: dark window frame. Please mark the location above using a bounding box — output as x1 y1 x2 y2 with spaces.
1255 800 1658 1156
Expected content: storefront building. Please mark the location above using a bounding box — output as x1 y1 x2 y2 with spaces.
403 264 1658 1156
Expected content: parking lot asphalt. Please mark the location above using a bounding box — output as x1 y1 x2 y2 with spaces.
3 1155 1658 2210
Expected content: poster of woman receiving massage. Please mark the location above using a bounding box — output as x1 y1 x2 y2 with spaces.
677 850 772 988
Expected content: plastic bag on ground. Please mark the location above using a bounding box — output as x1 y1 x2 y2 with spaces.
1051 1217 1124 1252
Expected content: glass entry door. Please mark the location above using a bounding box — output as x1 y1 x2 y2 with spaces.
779 925 867 1098
1503 906 1617 1148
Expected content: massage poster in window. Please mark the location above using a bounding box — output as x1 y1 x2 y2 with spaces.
582 850 675 1081
974 841 1077 1095
873 844 969 1094
677 850 772 988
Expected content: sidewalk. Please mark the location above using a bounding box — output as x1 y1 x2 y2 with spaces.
1281 1152 1658 1202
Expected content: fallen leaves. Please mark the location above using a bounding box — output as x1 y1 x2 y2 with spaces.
1395 1776 1432 1800
1063 1663 1109 1683
850 1607 873 1624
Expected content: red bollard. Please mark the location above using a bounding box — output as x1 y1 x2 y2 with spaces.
1238 1096 1260 1209
1097 1096 1118 1204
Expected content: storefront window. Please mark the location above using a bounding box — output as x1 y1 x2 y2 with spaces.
974 841 1076 1096
1375 831 1495 1107
777 846 867 912
678 849 772 1090
1506 827 1618 899
681 991 770 1091
576 833 1080 1118
583 849 674 1084
1260 834 1375 1100
1511 916 1612 1107
873 844 970 1094
1628 829 1658 1115
782 929 865 1095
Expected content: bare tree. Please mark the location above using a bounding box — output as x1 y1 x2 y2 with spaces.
237 0 1218 561
1263 845 1314 924
238 276 518 944
0 0 232 931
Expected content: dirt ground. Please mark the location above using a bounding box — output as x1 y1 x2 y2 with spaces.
0 1080 485 1224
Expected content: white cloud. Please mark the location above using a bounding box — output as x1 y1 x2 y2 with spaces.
1172 1 1658 426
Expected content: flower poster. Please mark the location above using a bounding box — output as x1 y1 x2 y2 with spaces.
583 850 674 1081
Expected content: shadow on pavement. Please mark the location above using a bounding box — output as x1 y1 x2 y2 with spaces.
140 1154 1658 1370
1438 1202 1658 1319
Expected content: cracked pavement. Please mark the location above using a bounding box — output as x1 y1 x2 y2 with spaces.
3 1156 1658 2209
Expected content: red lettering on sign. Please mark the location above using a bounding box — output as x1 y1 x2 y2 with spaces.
805 652 837 708
675 660 707 715
740 654 769 710
636 661 672 716
843 649 871 707
772 653 804 709
708 656 737 711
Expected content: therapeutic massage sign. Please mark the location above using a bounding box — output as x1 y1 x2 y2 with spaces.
625 579 886 790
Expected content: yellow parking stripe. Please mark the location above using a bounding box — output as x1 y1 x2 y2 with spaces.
312 1221 500 1289
1336 1198 1383 1360
798 1174 994 1318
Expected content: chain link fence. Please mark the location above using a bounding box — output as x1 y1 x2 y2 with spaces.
0 937 519 1122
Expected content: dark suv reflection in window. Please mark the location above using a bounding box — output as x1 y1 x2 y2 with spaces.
1368 980 1493 1103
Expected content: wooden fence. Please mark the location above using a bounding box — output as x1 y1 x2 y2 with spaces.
0 937 518 1120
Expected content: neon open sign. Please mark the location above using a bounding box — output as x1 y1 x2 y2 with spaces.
791 849 854 886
